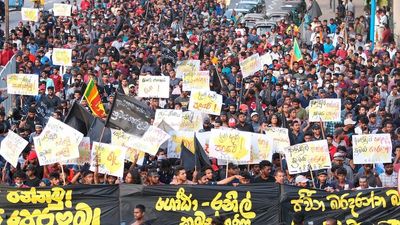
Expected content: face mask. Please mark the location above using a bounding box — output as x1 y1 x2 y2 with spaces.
325 84 330 88
378 82 382 87
333 82 338 86
298 69 304 73
157 155 166 161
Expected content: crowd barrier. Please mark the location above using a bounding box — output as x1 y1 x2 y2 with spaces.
0 184 398 224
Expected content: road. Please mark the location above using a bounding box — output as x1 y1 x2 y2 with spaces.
5 0 62 30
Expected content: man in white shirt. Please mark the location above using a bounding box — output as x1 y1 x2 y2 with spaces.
379 163 398 187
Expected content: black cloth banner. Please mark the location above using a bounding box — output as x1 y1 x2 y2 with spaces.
0 184 399 224
119 184 281 225
0 185 119 225
281 185 400 224
107 94 152 137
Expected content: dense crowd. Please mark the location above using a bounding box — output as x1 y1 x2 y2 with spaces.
0 0 398 204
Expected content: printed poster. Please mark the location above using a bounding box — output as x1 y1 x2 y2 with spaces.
7 74 39 96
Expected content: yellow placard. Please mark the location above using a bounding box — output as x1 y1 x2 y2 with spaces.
90 142 126 177
284 140 331 174
53 48 72 66
250 133 273 164
21 8 39 22
7 74 39 96
209 129 251 161
352 134 392 164
188 90 222 116
182 70 210 91
309 99 341 122
167 131 195 158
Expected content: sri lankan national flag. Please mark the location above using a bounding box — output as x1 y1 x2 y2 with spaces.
289 38 303 69
83 79 106 118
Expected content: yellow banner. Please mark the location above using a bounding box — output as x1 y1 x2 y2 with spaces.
309 99 341 122
284 140 331 174
7 74 39 96
188 90 222 116
182 71 210 91
21 8 39 22
167 131 195 158
53 48 72 66
209 129 251 161
90 142 127 177
352 134 392 164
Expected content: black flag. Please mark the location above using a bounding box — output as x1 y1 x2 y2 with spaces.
106 94 152 137
198 35 204 60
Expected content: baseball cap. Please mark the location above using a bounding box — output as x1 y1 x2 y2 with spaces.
295 175 309 183
27 151 38 161
344 118 356 125
250 112 259 117
333 152 344 161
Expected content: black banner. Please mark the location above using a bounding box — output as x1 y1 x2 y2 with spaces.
36 100 53 124
0 185 119 225
281 185 400 224
107 94 152 137
0 184 399 224
119 184 281 225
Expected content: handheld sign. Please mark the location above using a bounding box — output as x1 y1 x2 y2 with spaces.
188 90 222 116
7 74 39 96
264 127 290 153
53 48 72 66
90 142 127 178
153 109 182 131
175 60 200 78
0 130 29 168
182 71 210 91
53 3 72 16
284 140 331 174
239 53 262 78
21 8 39 22
309 99 341 122
167 131 195 158
138 76 170 99
352 134 392 164
209 129 251 162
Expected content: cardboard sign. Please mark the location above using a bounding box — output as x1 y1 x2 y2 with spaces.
63 137 91 165
167 131 195 158
111 129 145 165
153 109 182 131
138 76 170 99
90 142 127 177
53 3 72 16
239 53 262 78
188 90 222 116
7 74 39 96
175 60 200 78
250 133 274 164
309 99 341 122
209 129 252 161
34 117 83 165
0 130 28 168
264 127 290 153
52 48 72 66
21 8 39 22
182 71 210 91
179 111 204 132
140 126 171 155
352 134 392 164
284 140 331 174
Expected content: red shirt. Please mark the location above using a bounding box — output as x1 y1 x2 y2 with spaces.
0 49 14 66
49 74 63 93
80 0 90 11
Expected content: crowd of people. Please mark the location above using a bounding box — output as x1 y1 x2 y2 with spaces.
0 0 398 201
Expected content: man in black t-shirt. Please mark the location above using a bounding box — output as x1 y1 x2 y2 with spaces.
252 160 275 183
24 164 41 187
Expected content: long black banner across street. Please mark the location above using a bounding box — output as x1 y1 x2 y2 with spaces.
0 184 399 224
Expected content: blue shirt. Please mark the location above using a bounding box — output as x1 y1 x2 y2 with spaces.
323 43 335 53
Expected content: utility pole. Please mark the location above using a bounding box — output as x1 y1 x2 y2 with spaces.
5 0 9 40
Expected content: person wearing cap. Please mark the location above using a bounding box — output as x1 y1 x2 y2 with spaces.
29 124 43 143
295 175 309 188
332 152 354 185
253 160 275 183
311 124 323 141
25 164 41 187
315 170 334 191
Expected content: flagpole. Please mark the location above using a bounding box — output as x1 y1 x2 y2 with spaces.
225 160 229 179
